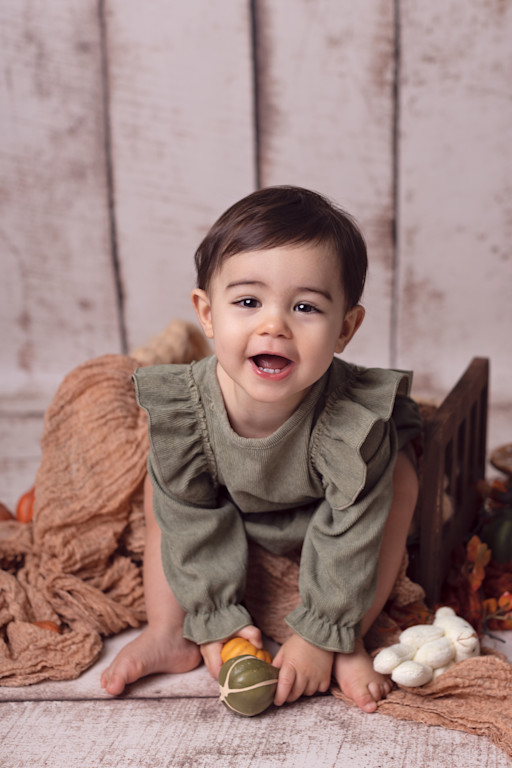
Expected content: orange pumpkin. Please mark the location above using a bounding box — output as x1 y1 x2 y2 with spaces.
16 487 35 524
221 637 273 665
33 620 62 634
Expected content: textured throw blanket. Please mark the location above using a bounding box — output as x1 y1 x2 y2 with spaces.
0 320 209 684
1 320 511 759
332 652 512 759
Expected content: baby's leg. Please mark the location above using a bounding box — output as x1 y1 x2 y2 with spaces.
334 449 419 712
100 474 201 695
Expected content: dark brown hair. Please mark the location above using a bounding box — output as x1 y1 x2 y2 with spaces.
194 185 367 309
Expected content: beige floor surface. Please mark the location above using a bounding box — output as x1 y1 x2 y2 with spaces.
1 628 512 768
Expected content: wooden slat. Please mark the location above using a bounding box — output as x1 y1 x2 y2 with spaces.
254 0 397 367
396 0 512 407
2 695 512 768
0 0 122 411
417 358 489 604
105 0 256 351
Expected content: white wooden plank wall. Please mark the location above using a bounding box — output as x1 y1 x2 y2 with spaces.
255 0 396 368
104 0 256 351
397 0 512 404
1 0 122 406
1 0 511 510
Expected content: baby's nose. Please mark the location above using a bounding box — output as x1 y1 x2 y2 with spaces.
257 309 291 337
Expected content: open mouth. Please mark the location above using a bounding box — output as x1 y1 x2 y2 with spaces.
251 354 292 375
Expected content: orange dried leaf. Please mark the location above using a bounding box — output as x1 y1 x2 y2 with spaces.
467 535 481 563
468 565 486 592
466 536 491 591
483 597 498 615
476 544 492 570
498 591 512 611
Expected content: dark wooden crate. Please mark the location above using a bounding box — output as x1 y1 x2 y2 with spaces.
408 357 489 605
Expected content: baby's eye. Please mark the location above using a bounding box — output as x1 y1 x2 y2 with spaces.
295 302 319 314
235 297 260 309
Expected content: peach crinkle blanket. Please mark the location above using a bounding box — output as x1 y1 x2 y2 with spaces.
0 320 209 684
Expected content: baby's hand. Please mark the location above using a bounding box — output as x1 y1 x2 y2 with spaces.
200 624 262 680
272 634 333 706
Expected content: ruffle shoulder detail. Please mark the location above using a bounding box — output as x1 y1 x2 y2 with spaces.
132 362 217 504
311 360 414 511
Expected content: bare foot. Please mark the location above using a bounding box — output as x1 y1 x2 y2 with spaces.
333 638 392 713
100 624 202 695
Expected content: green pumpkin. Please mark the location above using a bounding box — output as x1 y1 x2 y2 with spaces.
218 655 279 717
481 508 512 564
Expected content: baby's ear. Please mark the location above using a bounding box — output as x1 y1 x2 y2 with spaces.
191 289 214 339
335 304 365 354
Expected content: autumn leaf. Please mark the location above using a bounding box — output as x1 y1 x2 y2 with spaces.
498 591 512 612
466 535 491 591
483 597 498 615
467 535 491 566
466 535 481 563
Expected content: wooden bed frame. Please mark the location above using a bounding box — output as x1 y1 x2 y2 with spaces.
408 357 489 606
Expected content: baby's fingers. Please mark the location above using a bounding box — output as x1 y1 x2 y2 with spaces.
236 625 263 649
200 641 224 679
274 662 301 706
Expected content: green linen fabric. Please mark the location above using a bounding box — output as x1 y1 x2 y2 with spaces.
133 355 422 651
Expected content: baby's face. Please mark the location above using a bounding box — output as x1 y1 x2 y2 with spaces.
192 243 363 432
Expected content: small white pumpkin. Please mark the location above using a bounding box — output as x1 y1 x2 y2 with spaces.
373 607 479 687
391 660 433 687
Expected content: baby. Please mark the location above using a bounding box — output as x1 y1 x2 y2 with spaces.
101 185 421 712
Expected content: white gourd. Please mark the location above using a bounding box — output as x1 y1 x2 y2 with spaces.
373 607 480 687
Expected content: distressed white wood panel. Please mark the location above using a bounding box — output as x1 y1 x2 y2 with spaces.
2 625 509 702
397 1 512 406
105 1 256 351
256 0 396 367
0 412 43 512
0 0 122 411
2 697 512 768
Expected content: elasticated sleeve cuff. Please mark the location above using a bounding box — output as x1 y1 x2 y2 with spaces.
183 603 253 645
285 605 359 653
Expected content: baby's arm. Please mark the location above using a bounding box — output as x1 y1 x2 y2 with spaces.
200 624 263 679
272 633 333 705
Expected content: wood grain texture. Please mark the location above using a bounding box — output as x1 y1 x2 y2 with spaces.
0 0 122 410
0 411 43 512
1 624 509 701
104 0 256 351
1 0 511 500
255 0 396 367
397 0 512 405
1 631 511 765
2 696 512 768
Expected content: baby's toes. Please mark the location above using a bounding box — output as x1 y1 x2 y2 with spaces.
368 678 392 703
340 678 378 713
354 686 379 713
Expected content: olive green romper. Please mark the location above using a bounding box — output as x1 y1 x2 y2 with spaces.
133 355 422 653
